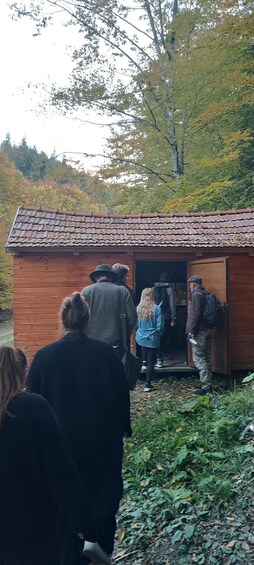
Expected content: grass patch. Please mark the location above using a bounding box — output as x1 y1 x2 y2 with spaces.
117 385 254 563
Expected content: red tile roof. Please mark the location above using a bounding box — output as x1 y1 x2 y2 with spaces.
6 206 254 250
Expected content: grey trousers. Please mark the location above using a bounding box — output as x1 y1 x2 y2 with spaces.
192 329 213 388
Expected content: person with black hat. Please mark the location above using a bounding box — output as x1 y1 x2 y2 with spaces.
186 275 213 395
81 264 137 358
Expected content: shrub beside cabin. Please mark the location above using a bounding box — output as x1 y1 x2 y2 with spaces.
6 206 254 374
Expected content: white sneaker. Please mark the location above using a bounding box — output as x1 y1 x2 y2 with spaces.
144 384 154 392
155 360 163 368
83 541 112 564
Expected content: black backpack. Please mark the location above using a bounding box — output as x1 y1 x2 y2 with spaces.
202 291 222 328
192 289 222 328
153 286 169 315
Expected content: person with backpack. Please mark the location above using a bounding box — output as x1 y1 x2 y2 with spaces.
136 288 164 392
153 272 176 368
186 275 216 395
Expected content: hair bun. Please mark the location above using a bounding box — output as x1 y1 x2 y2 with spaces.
72 292 83 308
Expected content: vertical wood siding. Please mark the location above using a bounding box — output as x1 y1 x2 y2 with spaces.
13 252 134 363
13 250 254 370
229 254 254 369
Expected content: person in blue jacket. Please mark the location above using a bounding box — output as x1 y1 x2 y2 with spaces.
136 287 164 392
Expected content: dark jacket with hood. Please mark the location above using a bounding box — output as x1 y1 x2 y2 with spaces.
115 280 137 306
153 282 176 321
186 286 210 335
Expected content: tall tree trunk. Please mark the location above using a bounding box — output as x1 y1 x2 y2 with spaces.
144 0 181 180
165 0 181 180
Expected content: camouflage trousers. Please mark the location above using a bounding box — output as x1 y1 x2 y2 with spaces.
192 329 213 388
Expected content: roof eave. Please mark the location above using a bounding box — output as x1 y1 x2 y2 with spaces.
6 244 254 255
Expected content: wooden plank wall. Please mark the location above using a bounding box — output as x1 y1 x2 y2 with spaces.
13 250 254 369
13 252 134 363
229 254 254 369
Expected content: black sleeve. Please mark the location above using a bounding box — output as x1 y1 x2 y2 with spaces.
36 396 97 541
108 347 132 438
27 352 43 394
125 290 137 333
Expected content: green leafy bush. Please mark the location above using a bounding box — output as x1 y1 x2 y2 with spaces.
118 388 254 562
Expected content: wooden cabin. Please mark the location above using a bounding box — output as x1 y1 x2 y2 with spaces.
6 206 254 375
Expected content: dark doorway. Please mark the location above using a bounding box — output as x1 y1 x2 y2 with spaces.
135 261 188 367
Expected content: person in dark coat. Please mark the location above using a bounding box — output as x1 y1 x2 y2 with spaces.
27 291 132 564
112 263 137 306
81 264 137 359
153 271 176 367
186 275 213 395
0 345 99 565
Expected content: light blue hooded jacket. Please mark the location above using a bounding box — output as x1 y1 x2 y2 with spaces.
136 305 164 349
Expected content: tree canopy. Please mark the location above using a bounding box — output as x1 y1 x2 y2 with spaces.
10 0 254 212
1 0 253 308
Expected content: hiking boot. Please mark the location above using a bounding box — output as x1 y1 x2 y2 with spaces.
144 384 154 392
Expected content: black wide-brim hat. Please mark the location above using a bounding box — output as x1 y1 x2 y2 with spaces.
89 264 119 282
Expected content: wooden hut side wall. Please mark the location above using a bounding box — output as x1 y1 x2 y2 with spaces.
229 254 254 369
13 252 134 362
13 250 254 370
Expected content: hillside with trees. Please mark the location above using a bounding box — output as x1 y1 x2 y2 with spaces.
0 137 112 308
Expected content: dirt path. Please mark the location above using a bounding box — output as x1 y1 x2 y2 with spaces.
0 320 13 346
130 369 231 422
130 374 202 421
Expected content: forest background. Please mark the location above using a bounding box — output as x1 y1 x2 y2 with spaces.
0 0 253 309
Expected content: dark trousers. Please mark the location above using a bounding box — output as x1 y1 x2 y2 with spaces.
157 319 171 360
60 516 116 565
113 344 124 359
142 347 157 385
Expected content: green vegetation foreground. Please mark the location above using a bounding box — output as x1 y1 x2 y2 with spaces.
116 378 254 564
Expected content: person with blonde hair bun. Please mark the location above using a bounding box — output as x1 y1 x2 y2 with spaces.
136 288 164 392
27 291 131 565
0 345 98 565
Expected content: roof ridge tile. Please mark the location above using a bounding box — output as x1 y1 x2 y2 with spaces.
18 205 254 219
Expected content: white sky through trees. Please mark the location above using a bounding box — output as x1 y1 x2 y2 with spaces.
0 1 109 168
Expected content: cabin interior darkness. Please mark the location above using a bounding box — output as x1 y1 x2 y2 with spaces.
135 261 188 366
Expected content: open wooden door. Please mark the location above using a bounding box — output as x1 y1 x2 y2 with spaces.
188 257 229 375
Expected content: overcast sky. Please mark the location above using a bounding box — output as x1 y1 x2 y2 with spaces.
0 2 108 169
